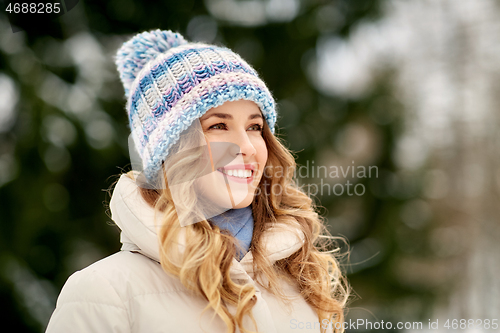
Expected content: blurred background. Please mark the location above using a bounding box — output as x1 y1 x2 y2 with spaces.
1 0 499 331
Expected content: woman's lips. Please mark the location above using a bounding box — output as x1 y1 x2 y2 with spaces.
217 168 254 184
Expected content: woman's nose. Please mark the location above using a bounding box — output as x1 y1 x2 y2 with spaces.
232 131 256 157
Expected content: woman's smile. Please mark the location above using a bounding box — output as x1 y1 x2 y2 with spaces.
217 164 256 184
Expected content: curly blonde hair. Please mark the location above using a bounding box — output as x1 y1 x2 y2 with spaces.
122 119 350 333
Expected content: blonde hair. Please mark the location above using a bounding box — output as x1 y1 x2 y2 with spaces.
121 120 350 333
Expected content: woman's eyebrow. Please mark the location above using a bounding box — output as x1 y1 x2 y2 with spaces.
200 113 263 121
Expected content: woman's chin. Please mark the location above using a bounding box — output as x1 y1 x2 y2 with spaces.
219 195 253 209
194 172 258 209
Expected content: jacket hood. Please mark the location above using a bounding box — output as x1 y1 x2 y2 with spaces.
109 174 306 280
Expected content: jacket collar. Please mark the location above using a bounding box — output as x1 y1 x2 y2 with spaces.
109 174 305 280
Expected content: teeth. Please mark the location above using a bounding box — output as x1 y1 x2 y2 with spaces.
220 169 252 178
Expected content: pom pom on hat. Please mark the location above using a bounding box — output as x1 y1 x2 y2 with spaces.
115 29 187 97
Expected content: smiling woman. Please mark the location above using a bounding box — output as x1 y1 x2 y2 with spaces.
45 29 350 333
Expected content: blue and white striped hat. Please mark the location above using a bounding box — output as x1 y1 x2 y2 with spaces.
115 29 277 183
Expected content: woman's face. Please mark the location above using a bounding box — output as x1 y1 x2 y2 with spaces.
197 100 268 210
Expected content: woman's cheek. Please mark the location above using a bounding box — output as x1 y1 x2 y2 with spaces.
255 139 268 162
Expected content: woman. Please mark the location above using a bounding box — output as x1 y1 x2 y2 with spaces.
45 29 349 333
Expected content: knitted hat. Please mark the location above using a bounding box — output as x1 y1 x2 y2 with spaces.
115 29 277 183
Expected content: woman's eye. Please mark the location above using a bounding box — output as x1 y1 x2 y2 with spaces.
209 123 227 130
249 124 263 131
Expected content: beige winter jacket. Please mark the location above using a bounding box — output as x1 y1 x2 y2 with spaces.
45 174 330 333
